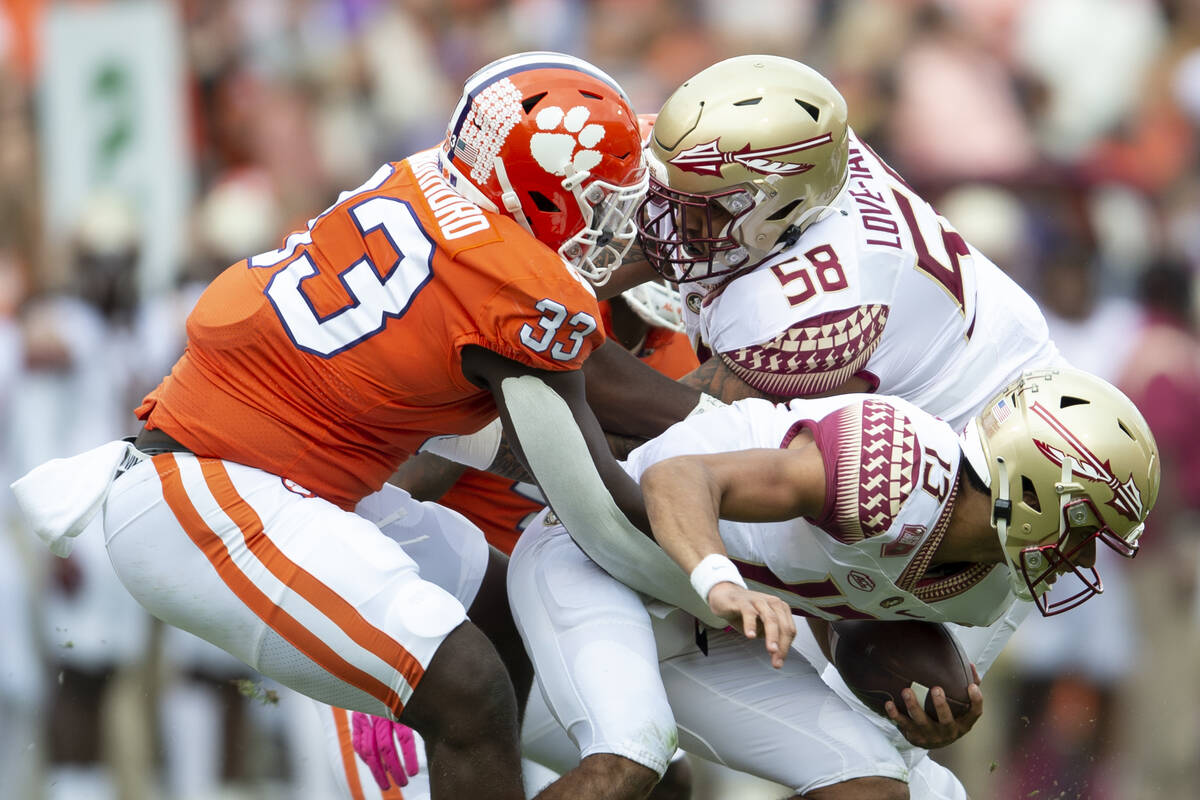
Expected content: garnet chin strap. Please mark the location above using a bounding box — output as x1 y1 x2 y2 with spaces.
499 374 725 628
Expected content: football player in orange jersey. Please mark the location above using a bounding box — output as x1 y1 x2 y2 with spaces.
10 52 770 800
329 281 700 799
396 282 699 555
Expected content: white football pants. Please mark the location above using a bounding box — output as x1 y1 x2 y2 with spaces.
508 512 968 798
103 452 487 719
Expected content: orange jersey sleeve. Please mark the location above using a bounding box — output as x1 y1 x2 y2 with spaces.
137 154 605 509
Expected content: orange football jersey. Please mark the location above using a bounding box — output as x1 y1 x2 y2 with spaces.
137 152 606 509
437 305 699 554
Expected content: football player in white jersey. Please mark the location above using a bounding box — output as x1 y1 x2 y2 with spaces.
635 58 1063 698
638 53 1067 783
636 55 1059 432
512 368 1159 800
515 55 1073 800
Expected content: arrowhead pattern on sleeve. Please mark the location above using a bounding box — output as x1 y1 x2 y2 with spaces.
719 304 888 397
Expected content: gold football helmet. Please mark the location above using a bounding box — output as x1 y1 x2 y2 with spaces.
960 368 1160 616
636 55 850 283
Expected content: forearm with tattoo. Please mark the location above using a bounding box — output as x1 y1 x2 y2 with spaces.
680 355 775 404
485 435 535 482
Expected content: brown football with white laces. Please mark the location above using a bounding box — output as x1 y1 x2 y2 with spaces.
828 620 973 719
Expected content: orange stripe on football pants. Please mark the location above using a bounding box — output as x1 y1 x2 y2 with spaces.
333 707 407 799
333 707 368 800
153 454 407 715
198 459 426 697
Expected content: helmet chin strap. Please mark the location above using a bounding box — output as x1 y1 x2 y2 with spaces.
769 201 848 256
991 457 1032 600
775 180 852 250
492 156 534 235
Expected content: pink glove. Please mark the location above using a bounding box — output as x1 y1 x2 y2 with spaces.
350 712 420 790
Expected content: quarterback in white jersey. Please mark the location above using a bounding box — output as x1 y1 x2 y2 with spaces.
511 368 1159 799
518 55 1071 800
624 394 1012 628
633 51 1064 737
635 55 1064 697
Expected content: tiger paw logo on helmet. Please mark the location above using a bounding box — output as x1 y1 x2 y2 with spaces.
530 105 606 177
441 52 647 283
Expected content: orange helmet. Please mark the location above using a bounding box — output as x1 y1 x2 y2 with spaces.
440 52 647 285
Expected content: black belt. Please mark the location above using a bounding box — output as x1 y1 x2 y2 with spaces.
133 427 192 456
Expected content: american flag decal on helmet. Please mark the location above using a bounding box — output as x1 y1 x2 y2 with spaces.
1030 402 1144 522
669 133 833 177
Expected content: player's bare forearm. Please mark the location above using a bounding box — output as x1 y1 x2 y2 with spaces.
584 339 699 436
390 452 469 501
679 356 774 404
641 457 726 572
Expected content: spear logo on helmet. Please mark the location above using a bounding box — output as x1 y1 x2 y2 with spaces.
1030 402 1145 522
668 133 833 177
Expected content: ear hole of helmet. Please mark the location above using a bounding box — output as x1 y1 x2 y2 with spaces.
767 199 803 221
528 191 560 213
522 92 547 114
1020 475 1042 513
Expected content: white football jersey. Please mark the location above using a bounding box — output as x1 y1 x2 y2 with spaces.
623 396 1013 627
680 129 1061 431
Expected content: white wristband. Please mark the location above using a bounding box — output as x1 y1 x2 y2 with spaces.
689 553 747 602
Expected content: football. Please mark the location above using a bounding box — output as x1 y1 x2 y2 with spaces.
827 620 974 720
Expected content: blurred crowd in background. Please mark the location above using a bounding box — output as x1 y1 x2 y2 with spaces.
2 0 1200 798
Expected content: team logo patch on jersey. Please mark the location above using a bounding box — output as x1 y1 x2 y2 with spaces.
846 570 876 592
881 524 926 557
668 133 833 177
685 292 703 314
282 478 315 498
530 105 606 177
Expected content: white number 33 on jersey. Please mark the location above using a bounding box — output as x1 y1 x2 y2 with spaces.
519 298 597 361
